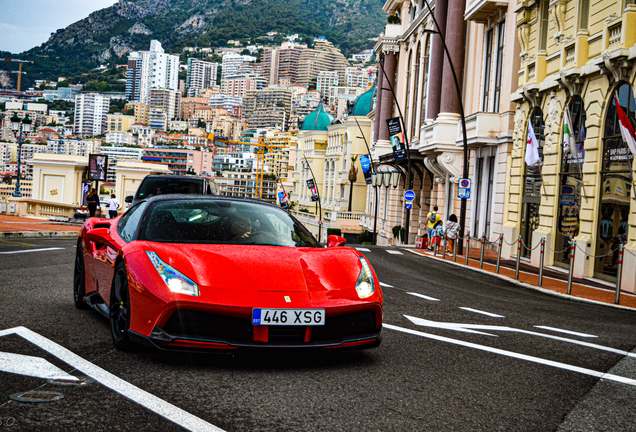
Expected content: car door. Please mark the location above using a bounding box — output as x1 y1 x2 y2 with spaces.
96 202 148 306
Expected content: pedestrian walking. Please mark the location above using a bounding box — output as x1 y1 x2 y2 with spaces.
84 188 100 217
426 206 441 250
445 214 460 254
107 194 120 219
432 220 445 254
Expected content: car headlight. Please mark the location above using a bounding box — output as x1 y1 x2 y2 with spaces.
146 251 199 296
355 256 375 299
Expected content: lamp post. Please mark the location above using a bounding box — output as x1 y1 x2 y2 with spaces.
420 2 469 254
371 172 379 245
10 113 32 198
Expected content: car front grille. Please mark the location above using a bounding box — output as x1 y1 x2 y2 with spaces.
161 309 379 346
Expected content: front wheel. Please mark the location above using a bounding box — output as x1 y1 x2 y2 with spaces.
110 262 133 350
73 242 88 309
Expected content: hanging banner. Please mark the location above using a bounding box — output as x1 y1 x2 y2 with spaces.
307 179 319 202
359 154 372 184
88 154 108 181
386 117 406 161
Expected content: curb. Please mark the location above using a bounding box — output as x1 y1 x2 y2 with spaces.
405 249 636 312
1 231 79 238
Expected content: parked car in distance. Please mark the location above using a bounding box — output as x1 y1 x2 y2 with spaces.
125 175 218 207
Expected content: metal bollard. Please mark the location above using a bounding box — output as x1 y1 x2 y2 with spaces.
443 234 448 260
496 233 503 274
465 233 471 266
538 237 545 286
433 235 437 257
515 235 522 280
567 241 576 295
479 235 485 269
615 243 624 304
453 237 458 262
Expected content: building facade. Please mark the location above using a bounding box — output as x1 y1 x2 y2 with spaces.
74 93 110 137
186 58 219 97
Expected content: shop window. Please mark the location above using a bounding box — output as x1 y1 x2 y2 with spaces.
521 108 546 257
555 96 586 267
595 83 635 279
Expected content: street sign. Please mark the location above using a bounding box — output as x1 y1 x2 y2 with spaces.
405 202 413 210
404 190 416 201
458 178 471 199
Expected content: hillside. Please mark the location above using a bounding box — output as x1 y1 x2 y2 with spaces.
7 0 385 88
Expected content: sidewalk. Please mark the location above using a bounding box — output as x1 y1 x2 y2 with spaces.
0 214 81 238
407 245 636 310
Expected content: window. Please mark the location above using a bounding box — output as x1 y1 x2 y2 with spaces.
579 0 589 30
411 43 421 139
539 0 550 51
420 38 431 125
482 29 494 112
117 202 148 242
404 51 413 138
492 21 505 112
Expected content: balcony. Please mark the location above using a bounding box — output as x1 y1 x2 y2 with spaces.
461 112 505 146
465 0 508 22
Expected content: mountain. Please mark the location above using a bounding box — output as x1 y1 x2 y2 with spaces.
9 0 385 87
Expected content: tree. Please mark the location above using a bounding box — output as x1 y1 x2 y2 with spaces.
347 155 358 212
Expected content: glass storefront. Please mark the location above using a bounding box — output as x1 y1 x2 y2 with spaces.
555 97 586 266
595 84 635 279
521 108 545 257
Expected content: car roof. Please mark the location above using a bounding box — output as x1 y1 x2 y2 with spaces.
141 175 206 180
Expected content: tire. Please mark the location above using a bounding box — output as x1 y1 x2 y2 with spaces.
73 242 88 309
110 262 133 350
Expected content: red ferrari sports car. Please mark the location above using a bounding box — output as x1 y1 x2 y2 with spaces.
74 195 383 351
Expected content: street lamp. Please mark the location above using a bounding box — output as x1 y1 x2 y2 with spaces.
420 1 469 254
391 170 401 188
10 113 32 198
371 172 380 245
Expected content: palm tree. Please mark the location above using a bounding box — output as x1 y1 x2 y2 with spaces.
347 155 359 212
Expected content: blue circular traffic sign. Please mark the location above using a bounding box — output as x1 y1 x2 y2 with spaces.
404 190 416 201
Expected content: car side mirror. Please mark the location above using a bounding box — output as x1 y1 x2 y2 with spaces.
327 235 346 248
125 195 133 204
86 227 111 244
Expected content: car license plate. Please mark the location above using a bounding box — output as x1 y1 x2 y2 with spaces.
252 309 325 326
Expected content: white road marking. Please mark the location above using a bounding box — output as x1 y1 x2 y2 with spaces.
403 315 636 358
387 250 403 255
459 307 505 318
356 248 371 252
0 352 79 381
379 282 394 288
384 323 636 386
0 247 64 255
533 326 597 338
407 292 440 302
0 327 224 432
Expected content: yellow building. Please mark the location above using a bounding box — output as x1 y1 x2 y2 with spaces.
125 102 149 125
503 0 636 290
106 113 135 133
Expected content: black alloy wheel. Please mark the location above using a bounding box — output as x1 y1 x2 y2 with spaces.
110 262 133 350
73 242 88 309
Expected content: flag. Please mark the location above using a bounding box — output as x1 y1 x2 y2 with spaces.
614 95 636 157
563 109 576 157
525 121 540 166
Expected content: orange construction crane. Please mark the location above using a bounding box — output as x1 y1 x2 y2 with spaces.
0 58 33 92
214 137 289 200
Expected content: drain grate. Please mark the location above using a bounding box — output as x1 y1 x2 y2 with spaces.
10 391 64 403
47 376 95 387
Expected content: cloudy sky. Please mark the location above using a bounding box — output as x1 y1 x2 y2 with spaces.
0 0 118 54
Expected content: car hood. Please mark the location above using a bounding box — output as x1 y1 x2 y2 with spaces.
146 243 364 303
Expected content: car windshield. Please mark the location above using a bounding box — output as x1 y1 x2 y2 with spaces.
140 200 321 247
136 178 203 199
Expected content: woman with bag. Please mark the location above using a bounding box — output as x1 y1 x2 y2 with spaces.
85 188 100 218
445 214 460 254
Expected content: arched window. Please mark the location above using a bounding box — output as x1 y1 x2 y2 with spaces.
411 43 421 139
521 107 545 257
555 96 586 266
404 50 413 138
595 83 635 278
420 37 431 127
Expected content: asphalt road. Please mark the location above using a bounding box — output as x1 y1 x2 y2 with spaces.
1 239 636 431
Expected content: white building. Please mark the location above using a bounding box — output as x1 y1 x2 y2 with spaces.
221 53 257 81
100 145 144 160
105 132 135 145
46 138 101 157
316 71 339 101
129 40 180 104
345 67 375 88
74 93 110 137
209 94 243 111
186 59 219 97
